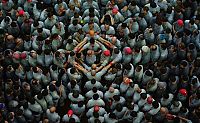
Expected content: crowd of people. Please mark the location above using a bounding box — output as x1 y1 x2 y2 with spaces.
0 0 200 122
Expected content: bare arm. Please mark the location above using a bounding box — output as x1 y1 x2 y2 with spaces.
104 61 114 70
95 65 104 72
74 63 88 73
74 39 87 52
97 37 114 48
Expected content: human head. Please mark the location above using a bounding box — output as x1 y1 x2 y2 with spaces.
89 30 95 37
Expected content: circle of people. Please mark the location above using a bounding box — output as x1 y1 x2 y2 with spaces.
0 0 200 123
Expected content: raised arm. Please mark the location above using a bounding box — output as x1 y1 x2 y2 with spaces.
104 61 114 70
74 62 88 74
74 39 87 52
95 65 104 72
97 37 114 49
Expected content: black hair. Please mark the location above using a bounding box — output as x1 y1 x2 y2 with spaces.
89 12 95 18
169 75 176 82
47 12 53 18
167 6 172 14
55 51 60 57
182 75 189 81
37 93 43 100
92 87 97 93
90 38 95 44
78 101 84 107
163 93 169 99
192 78 197 85
121 23 127 28
4 16 10 23
141 93 147 99
113 95 120 101
13 85 20 90
115 103 123 112
128 33 135 39
150 2 157 8
174 117 180 123
70 68 76 74
160 67 167 74
29 97 35 104
165 28 171 34
57 0 62 4
130 82 135 88
135 65 142 72
37 49 43 55
181 60 187 67
74 12 79 18
18 94 25 101
89 20 94 25
45 39 52 44
51 65 57 71
71 81 76 89
124 63 132 70
37 28 43 33
114 47 119 54
67 39 73 44
184 29 191 36
130 111 137 117
37 35 43 41
49 84 56 92
101 31 106 35
93 112 99 118
114 64 121 70
91 79 96 84
0 28 4 34
180 107 187 113
94 119 101 123
51 34 58 39
76 53 81 58
89 7 94 13
69 118 76 123
70 51 75 56
72 20 78 26
44 49 51 55
109 113 116 119
189 19 195 25
32 67 38 73
69 79 76 87
33 20 39 27
72 90 79 98
131 1 136 6
188 43 195 50
126 102 134 110
42 89 48 96
152 101 159 108
143 6 149 12
11 21 17 27
55 81 61 87
145 70 152 76
176 32 183 38
23 101 28 109
145 113 152 121
138 12 144 18
93 94 99 100
12 63 20 70
33 2 41 9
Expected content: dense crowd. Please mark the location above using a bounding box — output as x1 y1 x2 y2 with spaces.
0 0 200 123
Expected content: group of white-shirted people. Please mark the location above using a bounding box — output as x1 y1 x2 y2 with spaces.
0 0 200 123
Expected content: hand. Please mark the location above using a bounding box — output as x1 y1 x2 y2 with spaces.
52 81 57 84
74 62 79 66
74 63 81 68
74 48 79 52
98 50 102 54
